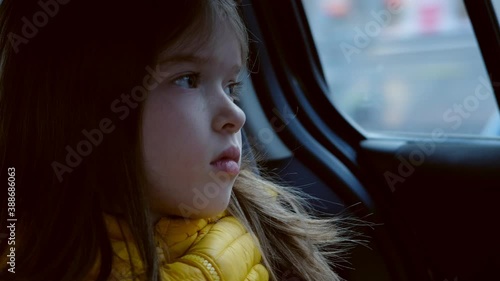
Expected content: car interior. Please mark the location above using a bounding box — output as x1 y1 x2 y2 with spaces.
237 1 500 280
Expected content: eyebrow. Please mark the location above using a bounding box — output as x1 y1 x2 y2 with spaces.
159 54 243 74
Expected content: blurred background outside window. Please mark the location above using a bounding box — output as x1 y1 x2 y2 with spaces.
303 0 500 137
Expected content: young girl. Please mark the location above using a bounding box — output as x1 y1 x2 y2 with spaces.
0 0 354 280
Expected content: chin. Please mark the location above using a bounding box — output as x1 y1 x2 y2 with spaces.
196 200 232 219
168 192 233 220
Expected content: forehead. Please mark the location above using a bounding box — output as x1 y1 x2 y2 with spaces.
158 23 243 67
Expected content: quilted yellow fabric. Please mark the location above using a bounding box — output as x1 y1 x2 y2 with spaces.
86 211 269 281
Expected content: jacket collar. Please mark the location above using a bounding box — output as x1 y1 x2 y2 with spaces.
103 211 229 265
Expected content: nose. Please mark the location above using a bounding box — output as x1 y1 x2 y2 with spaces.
211 91 246 134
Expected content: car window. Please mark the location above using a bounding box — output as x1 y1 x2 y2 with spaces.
493 0 500 27
302 0 500 137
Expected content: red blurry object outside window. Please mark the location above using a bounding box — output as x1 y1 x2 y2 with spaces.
321 0 352 18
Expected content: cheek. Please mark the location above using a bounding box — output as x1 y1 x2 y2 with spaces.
142 94 190 157
142 111 175 163
141 92 233 217
141 100 205 197
142 116 198 214
148 179 193 213
143 115 206 168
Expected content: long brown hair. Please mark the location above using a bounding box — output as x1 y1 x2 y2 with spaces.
0 1 354 280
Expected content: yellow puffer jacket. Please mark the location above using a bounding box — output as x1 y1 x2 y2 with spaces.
86 211 269 281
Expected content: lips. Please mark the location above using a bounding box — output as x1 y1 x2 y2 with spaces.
210 146 241 175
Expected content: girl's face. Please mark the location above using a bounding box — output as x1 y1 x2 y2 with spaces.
142 23 246 220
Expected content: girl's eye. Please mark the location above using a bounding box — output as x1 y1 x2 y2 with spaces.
173 73 200 89
224 81 243 102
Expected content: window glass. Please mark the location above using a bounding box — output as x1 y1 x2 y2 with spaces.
303 0 500 137
493 0 500 27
